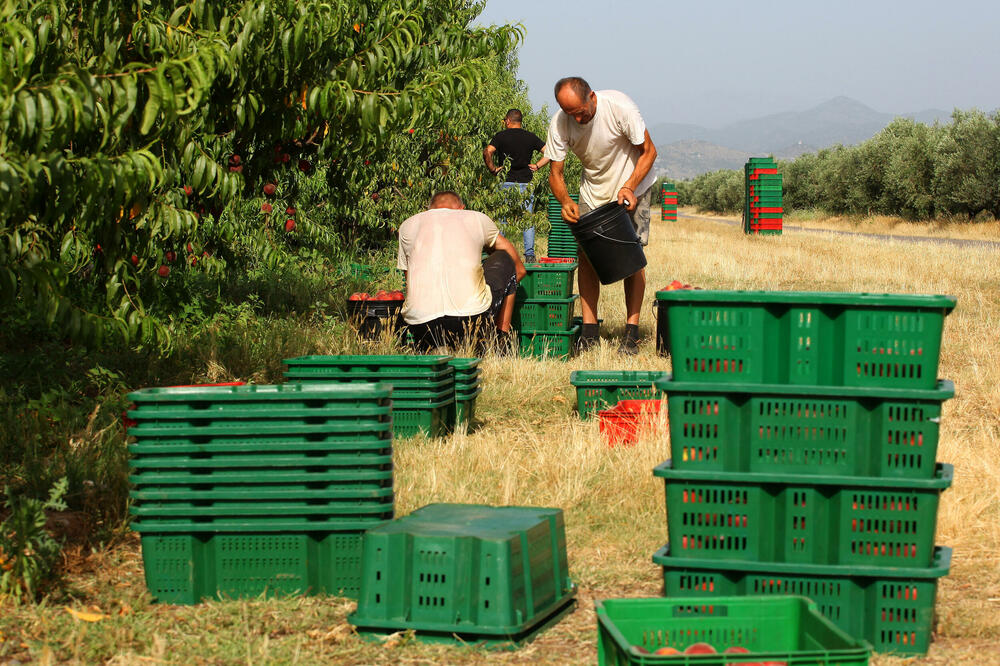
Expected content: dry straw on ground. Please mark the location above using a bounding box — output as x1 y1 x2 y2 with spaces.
1 209 998 664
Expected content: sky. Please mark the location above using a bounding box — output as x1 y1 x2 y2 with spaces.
474 0 1000 128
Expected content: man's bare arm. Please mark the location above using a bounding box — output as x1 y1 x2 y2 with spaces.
616 129 657 211
483 144 500 174
548 160 579 223
490 234 527 281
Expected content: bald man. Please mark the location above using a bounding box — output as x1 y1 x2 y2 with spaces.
397 191 526 353
545 76 657 355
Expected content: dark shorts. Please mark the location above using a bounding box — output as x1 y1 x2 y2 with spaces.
408 252 517 352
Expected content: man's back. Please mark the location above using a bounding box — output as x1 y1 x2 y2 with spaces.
397 208 498 324
489 127 544 183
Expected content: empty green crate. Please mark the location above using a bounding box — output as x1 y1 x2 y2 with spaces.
140 531 368 604
513 295 579 332
132 515 390 533
283 354 452 375
655 290 956 389
519 325 579 360
517 263 578 300
658 377 953 479
451 387 483 427
129 451 393 470
128 431 392 455
654 544 951 656
655 460 952 567
349 503 577 646
132 485 395 502
570 371 668 419
393 396 454 438
130 497 393 518
130 467 394 486
596 596 870 665
129 382 392 406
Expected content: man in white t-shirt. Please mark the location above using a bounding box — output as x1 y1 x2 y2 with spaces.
545 76 657 355
397 191 526 352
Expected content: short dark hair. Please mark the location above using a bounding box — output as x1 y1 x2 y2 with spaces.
504 108 523 123
554 77 592 100
429 191 463 208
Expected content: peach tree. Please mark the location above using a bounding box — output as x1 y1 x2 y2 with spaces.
0 0 521 346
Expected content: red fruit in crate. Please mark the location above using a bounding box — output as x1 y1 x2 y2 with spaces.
653 646 680 655
631 645 650 655
670 279 684 289
724 646 751 654
348 292 368 301
389 290 404 300
684 642 717 654
374 290 390 300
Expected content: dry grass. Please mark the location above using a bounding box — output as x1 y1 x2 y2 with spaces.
685 206 1000 242
2 208 999 664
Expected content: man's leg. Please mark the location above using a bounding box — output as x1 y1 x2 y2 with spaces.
623 268 645 325
619 188 651 355
519 183 535 260
578 251 600 324
482 251 517 332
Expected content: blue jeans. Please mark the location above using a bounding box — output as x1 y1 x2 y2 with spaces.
499 181 535 257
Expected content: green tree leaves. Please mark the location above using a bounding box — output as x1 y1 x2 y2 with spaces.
1 0 522 347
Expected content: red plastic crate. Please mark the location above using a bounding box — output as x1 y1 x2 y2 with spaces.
597 400 664 446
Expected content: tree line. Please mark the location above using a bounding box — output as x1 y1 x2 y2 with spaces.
677 110 1000 221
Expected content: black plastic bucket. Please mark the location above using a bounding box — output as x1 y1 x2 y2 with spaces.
347 299 403 339
570 202 647 284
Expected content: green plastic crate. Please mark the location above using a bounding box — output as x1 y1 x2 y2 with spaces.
140 531 368 604
128 430 392 455
519 325 579 360
655 290 956 389
393 396 454 438
130 497 393 518
654 544 951 656
596 596 870 665
128 381 392 405
516 263 578 300
129 451 394 470
349 503 577 646
513 295 579 332
657 377 953 479
129 467 394 486
132 515 390 533
570 371 669 419
283 354 452 375
284 374 454 394
131 485 395 502
655 460 952 567
448 386 483 428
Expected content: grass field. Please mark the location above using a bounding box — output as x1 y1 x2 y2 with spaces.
2 208 999 665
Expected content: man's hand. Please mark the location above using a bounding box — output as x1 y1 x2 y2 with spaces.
562 201 580 223
617 187 637 211
528 164 538 172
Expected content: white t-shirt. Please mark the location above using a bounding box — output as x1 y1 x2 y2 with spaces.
396 208 499 324
544 89 657 210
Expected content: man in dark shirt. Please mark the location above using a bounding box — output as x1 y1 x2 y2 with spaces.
483 109 549 261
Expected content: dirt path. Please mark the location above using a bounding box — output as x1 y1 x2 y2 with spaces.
679 212 1000 251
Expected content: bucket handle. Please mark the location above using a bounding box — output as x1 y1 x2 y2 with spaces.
587 230 640 245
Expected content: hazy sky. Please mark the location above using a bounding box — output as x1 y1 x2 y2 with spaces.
475 0 1000 128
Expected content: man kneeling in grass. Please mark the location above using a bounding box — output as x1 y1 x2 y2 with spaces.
397 191 527 353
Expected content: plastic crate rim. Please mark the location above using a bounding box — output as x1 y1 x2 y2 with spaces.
653 459 953 489
654 289 956 311
128 381 394 403
654 376 956 400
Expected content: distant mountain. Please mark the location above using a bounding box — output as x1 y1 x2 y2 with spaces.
650 97 950 178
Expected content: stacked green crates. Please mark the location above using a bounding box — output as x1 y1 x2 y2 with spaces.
515 260 580 360
660 182 678 221
127 382 395 604
448 357 482 430
651 289 958 656
283 355 455 438
545 193 578 258
744 157 782 235
349 503 577 646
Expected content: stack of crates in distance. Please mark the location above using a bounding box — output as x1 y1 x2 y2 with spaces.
127 383 395 604
514 259 580 360
651 289 958 656
448 357 482 431
284 355 456 438
545 193 578 258
349 503 577 646
745 157 783 235
660 182 678 221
